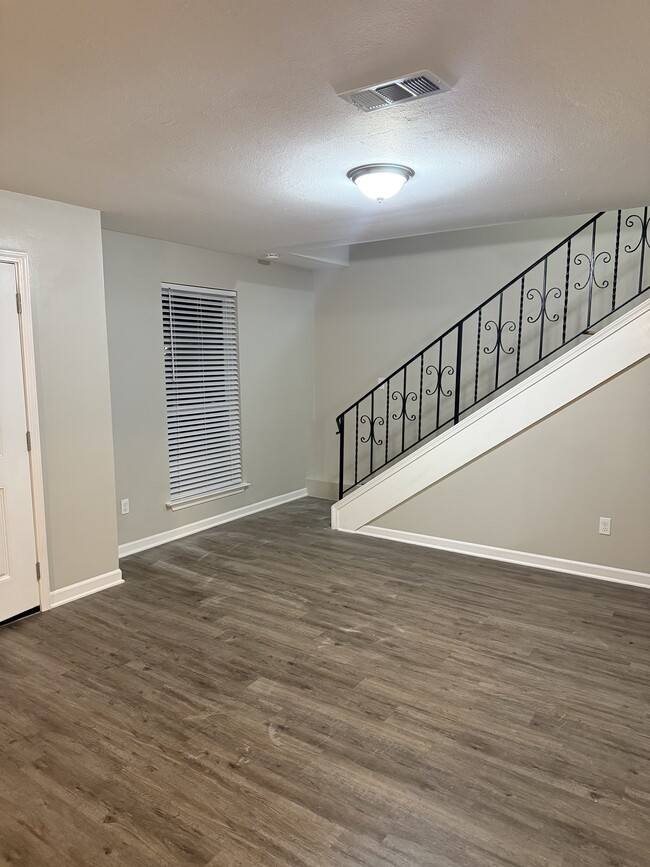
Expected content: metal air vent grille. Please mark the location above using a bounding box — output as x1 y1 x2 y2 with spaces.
403 75 441 95
338 70 451 112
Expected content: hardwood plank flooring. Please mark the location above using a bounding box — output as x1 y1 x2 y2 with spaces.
1 497 649 865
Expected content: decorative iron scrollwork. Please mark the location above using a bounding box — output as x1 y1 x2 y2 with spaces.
624 213 650 253
526 286 562 323
573 251 612 290
337 207 650 501
359 414 384 445
483 320 516 355
390 390 417 421
425 364 454 397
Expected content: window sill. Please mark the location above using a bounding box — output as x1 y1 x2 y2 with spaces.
166 482 250 511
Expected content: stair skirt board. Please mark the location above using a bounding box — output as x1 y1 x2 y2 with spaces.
350 526 650 590
332 297 650 532
118 488 308 558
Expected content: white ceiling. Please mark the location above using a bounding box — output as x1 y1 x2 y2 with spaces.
1 0 649 257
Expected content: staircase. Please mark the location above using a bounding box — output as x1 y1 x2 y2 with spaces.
333 207 650 531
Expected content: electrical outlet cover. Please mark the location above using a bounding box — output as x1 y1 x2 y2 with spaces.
598 516 611 535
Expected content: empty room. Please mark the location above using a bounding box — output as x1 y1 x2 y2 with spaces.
0 1 649 864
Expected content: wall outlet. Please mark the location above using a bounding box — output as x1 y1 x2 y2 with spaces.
598 516 611 536
120 498 130 516
377 377 386 390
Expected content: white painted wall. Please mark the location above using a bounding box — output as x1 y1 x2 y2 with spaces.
0 189 119 591
102 230 314 546
374 357 650 576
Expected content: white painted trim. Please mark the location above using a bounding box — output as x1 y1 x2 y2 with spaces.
49 569 124 609
119 488 308 557
0 251 52 611
333 297 650 531
355 525 650 590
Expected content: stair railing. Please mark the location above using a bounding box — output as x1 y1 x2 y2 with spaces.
336 207 650 499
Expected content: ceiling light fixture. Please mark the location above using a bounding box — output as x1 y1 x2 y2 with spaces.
347 163 415 203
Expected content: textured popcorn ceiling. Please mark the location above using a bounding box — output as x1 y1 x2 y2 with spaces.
0 0 648 256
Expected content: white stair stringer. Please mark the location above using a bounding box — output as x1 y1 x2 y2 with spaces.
332 297 650 532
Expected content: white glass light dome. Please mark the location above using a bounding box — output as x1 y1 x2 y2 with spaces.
347 164 415 202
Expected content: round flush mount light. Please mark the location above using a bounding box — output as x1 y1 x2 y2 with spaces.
347 163 415 202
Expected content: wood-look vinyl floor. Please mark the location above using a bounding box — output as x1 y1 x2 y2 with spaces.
1 497 649 866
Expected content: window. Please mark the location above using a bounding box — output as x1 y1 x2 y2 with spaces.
162 283 245 508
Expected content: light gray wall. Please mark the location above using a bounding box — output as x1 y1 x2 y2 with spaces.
312 211 630 496
0 189 119 590
375 358 650 574
102 230 314 546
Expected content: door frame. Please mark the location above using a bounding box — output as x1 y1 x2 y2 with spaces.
0 250 51 611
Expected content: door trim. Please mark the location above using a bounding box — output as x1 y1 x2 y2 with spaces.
0 251 51 611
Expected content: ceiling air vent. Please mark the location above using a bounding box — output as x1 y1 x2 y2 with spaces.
338 70 451 113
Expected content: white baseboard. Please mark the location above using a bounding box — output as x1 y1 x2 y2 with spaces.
118 488 308 558
356 525 650 590
50 569 124 609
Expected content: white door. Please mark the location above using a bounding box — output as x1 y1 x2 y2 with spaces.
0 263 39 621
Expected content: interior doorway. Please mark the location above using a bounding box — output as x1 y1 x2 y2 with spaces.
0 255 49 622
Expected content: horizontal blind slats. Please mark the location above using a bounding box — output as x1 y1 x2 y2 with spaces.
162 284 242 502
170 482 241 501
169 449 242 464
168 464 243 481
169 467 242 486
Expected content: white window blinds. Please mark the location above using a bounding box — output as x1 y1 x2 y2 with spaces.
162 283 243 504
